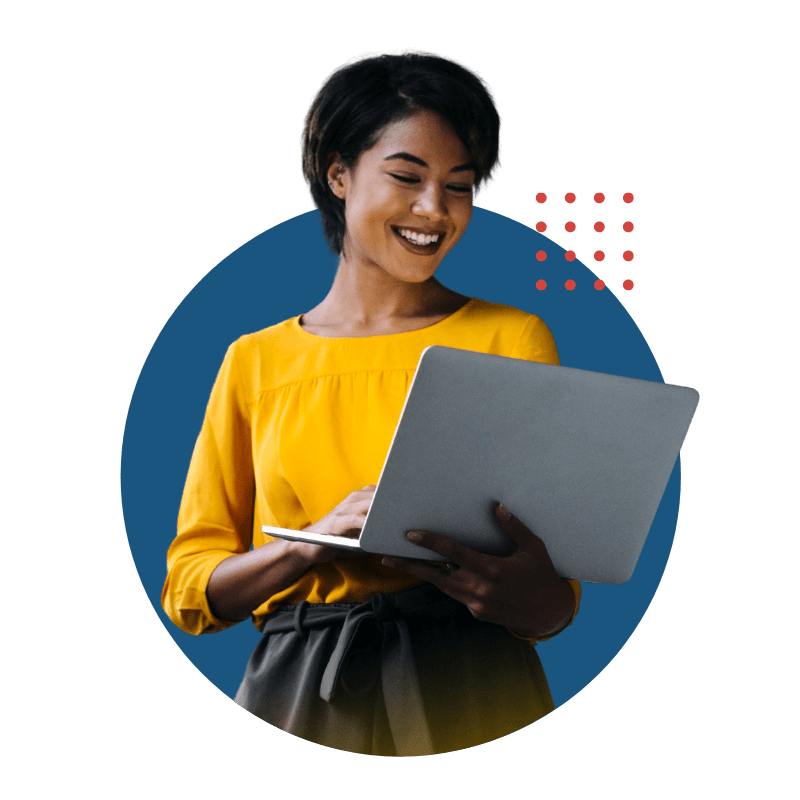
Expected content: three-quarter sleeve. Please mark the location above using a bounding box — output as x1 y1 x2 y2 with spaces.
161 341 255 635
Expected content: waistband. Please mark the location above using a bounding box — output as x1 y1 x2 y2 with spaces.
260 584 463 756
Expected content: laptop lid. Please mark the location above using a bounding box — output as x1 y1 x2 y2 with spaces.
353 346 698 583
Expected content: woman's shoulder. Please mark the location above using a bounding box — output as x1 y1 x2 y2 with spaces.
454 298 559 364
454 297 551 341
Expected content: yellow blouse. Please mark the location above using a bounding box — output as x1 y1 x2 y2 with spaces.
162 298 576 636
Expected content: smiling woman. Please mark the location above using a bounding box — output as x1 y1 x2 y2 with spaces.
161 53 580 756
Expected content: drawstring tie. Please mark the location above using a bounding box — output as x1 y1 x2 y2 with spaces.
263 584 457 756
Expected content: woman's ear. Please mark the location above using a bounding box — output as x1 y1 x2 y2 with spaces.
326 158 347 200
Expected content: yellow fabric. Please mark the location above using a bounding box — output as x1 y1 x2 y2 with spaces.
162 298 580 636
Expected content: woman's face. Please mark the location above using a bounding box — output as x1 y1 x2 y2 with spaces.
330 109 476 284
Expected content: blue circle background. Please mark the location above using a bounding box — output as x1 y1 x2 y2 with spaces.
121 208 679 711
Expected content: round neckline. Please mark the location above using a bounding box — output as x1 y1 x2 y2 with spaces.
292 297 477 342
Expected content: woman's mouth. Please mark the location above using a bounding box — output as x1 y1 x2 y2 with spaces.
392 226 445 255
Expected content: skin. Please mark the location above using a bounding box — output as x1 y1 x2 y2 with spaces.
207 109 575 637
207 486 376 623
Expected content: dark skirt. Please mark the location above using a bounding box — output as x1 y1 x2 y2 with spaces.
235 584 554 756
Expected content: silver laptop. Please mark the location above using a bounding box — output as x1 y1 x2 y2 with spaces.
263 346 699 584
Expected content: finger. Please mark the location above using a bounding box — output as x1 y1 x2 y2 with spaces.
404 529 484 571
493 503 546 550
316 513 368 538
339 513 371 534
382 556 483 611
339 495 373 515
381 555 460 584
346 485 377 507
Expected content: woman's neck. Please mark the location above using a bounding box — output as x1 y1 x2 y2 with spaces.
299 258 470 338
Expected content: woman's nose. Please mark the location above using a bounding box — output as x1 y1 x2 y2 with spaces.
411 184 447 221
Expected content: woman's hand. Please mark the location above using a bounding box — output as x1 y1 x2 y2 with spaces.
298 485 377 565
381 502 576 640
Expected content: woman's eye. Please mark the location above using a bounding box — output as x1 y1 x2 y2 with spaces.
389 173 420 184
389 174 472 194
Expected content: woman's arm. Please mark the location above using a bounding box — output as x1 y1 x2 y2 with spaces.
206 486 376 623
205 539 319 623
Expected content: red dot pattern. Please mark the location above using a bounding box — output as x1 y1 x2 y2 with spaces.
531 278 634 291
532 279 632 290
536 191 636 294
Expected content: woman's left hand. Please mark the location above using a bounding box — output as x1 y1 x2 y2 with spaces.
381 503 576 640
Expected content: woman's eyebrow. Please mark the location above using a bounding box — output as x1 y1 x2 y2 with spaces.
383 152 477 173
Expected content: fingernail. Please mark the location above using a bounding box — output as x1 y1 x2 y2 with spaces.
407 530 423 543
497 503 511 521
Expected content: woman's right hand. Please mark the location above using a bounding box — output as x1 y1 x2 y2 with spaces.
298 484 377 565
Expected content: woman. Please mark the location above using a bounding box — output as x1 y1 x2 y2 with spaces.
162 53 580 756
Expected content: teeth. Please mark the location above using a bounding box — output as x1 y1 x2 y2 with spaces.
398 228 440 245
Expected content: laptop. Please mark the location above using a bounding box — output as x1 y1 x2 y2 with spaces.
263 346 699 584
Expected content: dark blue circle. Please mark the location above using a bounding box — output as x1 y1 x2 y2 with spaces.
121 208 679 711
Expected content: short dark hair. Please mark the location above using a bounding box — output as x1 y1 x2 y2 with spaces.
302 53 500 255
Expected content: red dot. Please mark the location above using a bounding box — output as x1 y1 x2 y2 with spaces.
565 280 576 291
594 279 605 290
594 193 605 203
565 193 576 203
536 250 547 261
623 221 634 232
623 250 634 261
623 193 634 203
535 221 547 232
594 221 605 232
536 193 547 203
594 250 605 261
623 279 634 290
565 250 576 261
565 221 576 232
536 279 547 290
